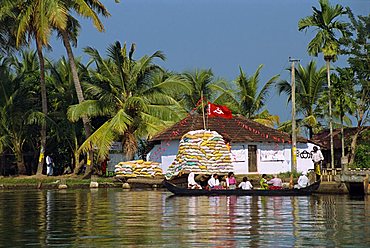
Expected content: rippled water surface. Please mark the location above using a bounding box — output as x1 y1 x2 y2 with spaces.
0 189 369 247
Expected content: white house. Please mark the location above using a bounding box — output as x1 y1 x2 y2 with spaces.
147 114 317 175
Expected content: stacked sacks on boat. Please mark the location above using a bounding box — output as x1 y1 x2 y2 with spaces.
115 160 163 177
165 129 233 179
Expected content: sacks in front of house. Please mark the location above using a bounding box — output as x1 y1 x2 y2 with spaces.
115 160 163 177
165 129 233 179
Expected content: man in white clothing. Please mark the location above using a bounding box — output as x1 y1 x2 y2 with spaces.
208 174 220 189
46 155 53 176
295 171 309 189
312 146 324 180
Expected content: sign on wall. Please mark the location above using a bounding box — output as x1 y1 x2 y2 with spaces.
230 145 246 162
260 150 285 161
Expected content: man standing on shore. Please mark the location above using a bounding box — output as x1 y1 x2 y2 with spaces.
312 146 324 181
46 155 53 176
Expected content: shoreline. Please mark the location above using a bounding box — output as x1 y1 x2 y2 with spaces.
0 175 354 194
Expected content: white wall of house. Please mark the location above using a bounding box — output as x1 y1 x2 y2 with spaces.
147 140 316 175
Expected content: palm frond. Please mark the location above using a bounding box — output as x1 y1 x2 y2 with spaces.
67 100 111 121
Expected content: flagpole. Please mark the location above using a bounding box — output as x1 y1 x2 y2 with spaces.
201 91 206 130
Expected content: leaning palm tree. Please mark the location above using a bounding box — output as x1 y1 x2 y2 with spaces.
0 0 68 174
68 42 188 161
47 56 87 172
298 0 348 168
55 0 112 175
277 60 326 138
228 65 280 127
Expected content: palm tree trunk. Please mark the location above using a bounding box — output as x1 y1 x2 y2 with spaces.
340 111 346 171
36 38 48 175
13 139 26 174
326 58 335 169
61 30 93 176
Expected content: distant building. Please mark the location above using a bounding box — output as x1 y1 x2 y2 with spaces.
148 114 317 175
311 126 370 167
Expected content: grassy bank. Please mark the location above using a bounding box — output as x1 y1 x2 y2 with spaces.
0 175 121 189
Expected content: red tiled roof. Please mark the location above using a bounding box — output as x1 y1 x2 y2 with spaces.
150 114 307 143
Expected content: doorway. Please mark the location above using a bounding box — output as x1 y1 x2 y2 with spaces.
248 145 257 172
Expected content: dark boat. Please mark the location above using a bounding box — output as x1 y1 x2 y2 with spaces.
163 180 321 196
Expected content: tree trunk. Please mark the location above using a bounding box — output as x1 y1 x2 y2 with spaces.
349 131 360 165
340 112 346 171
14 141 26 175
325 59 335 169
36 38 48 175
15 153 26 175
61 30 93 176
308 126 313 140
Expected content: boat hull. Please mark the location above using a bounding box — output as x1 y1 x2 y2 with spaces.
163 180 320 196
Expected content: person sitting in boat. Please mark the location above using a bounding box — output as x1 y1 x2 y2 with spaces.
295 171 309 189
268 174 283 190
188 172 202 189
238 177 253 190
260 174 269 190
208 174 221 189
226 172 237 189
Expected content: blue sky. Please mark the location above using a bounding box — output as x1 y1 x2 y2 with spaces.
47 0 369 123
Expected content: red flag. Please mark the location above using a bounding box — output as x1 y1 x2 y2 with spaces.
207 102 233 119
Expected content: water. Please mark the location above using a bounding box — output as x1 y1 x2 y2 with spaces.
0 189 369 247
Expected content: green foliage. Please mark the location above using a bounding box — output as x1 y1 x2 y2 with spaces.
354 144 370 168
68 41 188 160
298 0 349 60
353 130 370 168
277 60 326 138
278 171 302 180
225 65 280 127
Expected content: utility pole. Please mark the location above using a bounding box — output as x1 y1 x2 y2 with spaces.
290 57 300 173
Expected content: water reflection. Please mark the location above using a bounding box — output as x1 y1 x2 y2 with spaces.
0 190 369 247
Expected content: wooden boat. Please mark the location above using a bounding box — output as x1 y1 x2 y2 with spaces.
163 180 321 196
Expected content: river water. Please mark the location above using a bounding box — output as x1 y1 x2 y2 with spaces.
0 189 369 247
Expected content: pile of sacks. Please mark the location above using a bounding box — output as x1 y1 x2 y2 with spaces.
165 129 233 179
115 160 163 178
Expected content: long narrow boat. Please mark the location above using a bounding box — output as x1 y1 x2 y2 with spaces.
163 180 321 196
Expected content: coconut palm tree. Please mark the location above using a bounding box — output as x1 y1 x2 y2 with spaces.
68 41 188 161
0 51 40 174
180 69 229 112
298 0 348 168
46 56 87 172
54 0 112 175
227 65 280 127
0 0 68 174
277 60 326 138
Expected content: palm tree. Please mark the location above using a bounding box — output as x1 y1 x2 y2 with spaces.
0 50 40 174
277 60 326 138
0 0 68 174
47 56 87 172
298 0 348 168
68 42 188 161
180 69 229 113
55 0 111 175
228 65 280 127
